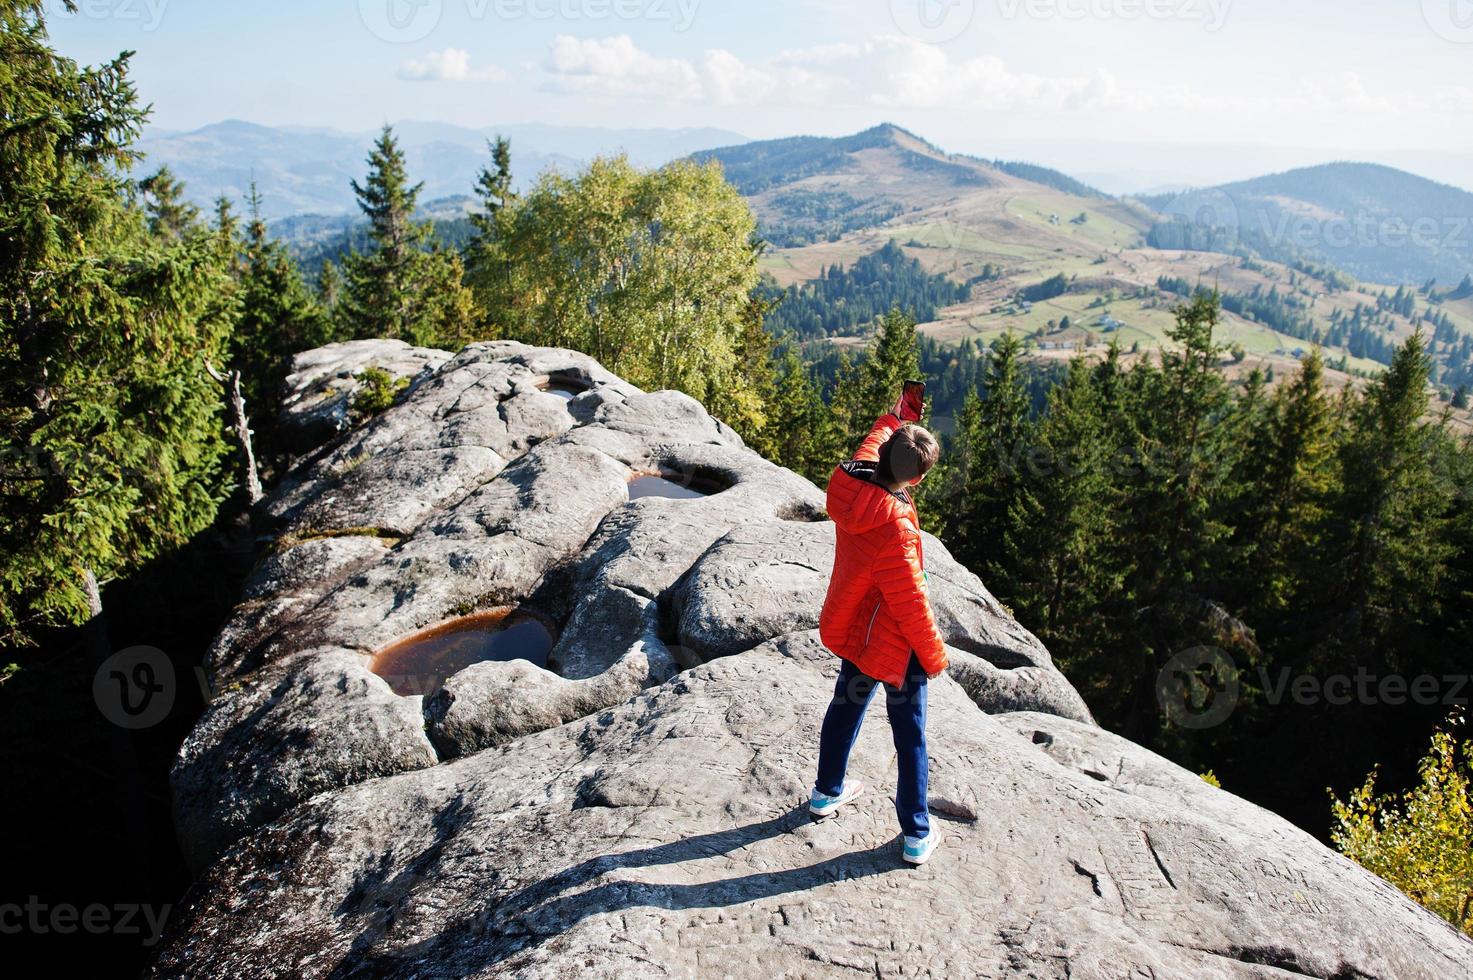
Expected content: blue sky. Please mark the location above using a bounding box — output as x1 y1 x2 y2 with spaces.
45 0 1473 185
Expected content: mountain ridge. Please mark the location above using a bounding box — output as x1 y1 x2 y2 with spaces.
138 119 751 219
1145 161 1473 285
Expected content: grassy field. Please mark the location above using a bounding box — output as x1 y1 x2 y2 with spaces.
760 165 1472 420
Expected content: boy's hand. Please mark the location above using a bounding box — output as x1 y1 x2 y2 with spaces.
892 380 926 423
926 669 945 680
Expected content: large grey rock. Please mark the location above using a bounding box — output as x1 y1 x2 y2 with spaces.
150 633 1473 978
172 342 1084 880
278 339 452 451
172 649 438 873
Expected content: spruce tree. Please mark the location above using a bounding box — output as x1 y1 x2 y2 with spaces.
1332 334 1456 650
709 294 778 449
863 307 922 414
1234 349 1338 616
1010 355 1120 658
1 0 235 643
766 345 830 483
233 185 333 445
465 136 515 321
339 126 477 348
1131 291 1237 596
138 164 199 239
317 258 343 318
951 332 1031 589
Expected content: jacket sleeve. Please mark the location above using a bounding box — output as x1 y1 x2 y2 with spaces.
853 413 901 463
872 523 948 675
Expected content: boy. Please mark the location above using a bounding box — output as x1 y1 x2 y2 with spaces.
811 381 948 865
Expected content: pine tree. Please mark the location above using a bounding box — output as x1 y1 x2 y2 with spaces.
339 126 477 348
1 1 236 643
1331 333 1456 651
1233 348 1338 615
950 331 1031 590
138 164 199 239
1010 355 1120 657
233 185 333 443
465 136 515 318
862 307 922 414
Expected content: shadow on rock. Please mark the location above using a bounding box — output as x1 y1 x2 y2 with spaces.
333 804 904 976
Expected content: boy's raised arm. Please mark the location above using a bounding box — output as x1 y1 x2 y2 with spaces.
850 381 926 463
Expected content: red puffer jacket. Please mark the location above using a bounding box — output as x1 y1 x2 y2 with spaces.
818 413 948 687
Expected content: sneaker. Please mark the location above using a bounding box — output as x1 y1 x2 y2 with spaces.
808 779 863 818
902 833 939 865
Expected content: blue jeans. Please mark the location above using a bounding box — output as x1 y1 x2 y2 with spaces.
815 653 930 839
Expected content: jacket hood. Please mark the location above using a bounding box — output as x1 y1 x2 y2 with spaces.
826 461 912 535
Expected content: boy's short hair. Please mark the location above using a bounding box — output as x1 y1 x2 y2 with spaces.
878 424 940 485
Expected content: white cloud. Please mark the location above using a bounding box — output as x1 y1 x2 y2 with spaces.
398 49 506 83
533 33 1472 129
544 35 702 101
1432 86 1473 115
701 49 778 106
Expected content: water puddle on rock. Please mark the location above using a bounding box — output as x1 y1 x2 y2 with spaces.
626 471 726 501
537 374 592 401
369 608 556 697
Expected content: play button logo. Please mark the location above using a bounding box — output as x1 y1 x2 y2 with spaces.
359 0 443 44
890 0 976 43
1424 0 1473 42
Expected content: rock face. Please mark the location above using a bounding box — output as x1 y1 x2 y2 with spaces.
277 339 453 451
157 342 1473 977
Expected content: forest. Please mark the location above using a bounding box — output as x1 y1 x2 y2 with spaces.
2 0 1469 943
758 240 970 339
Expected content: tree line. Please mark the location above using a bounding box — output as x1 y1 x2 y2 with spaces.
758 240 969 339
